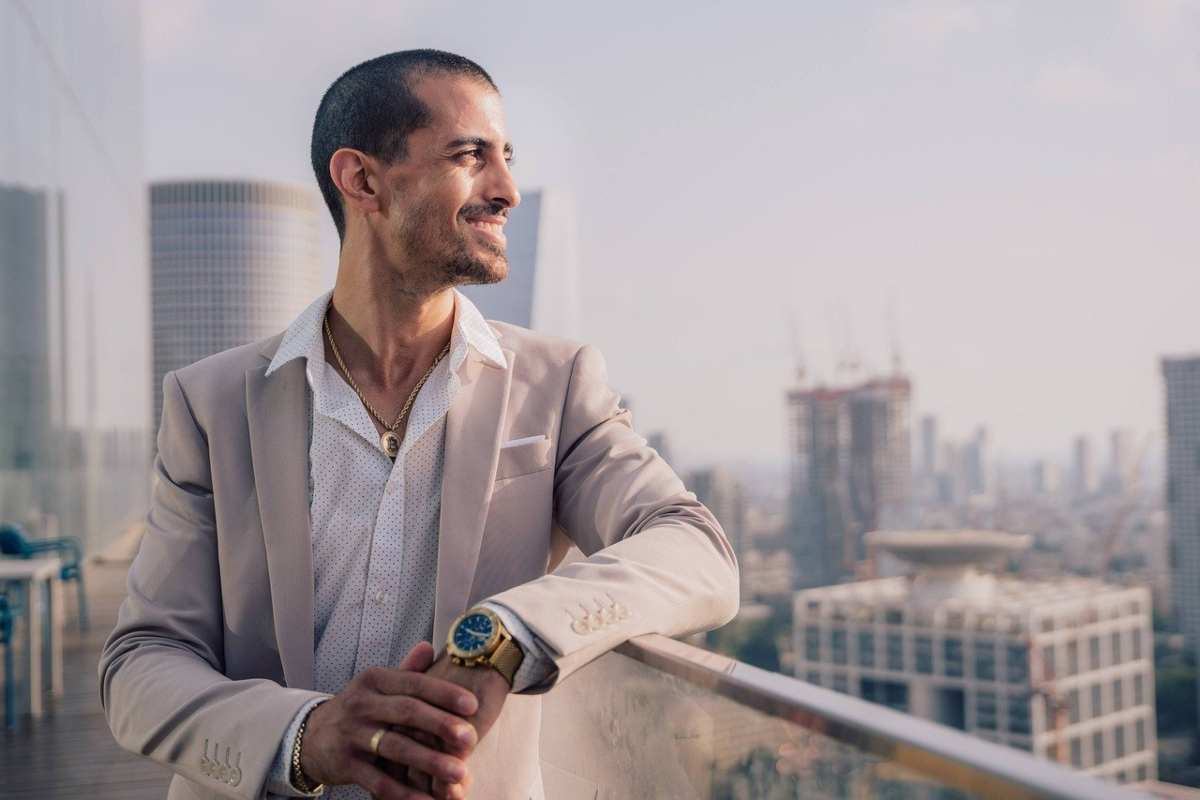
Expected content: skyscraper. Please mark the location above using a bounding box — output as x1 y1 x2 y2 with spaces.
962 426 989 498
687 466 746 559
1073 435 1096 501
1 2 149 551
787 375 912 587
1107 428 1137 497
150 180 325 430
1163 356 1200 651
457 188 580 340
920 415 939 478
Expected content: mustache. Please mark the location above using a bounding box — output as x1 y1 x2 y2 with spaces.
459 202 509 220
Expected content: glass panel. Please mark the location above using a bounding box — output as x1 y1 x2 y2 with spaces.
540 636 1146 800
944 638 964 678
805 626 820 660
857 631 875 668
831 629 848 665
916 635 933 674
886 632 904 671
974 641 995 681
1008 695 1031 735
540 647 973 799
1005 644 1028 683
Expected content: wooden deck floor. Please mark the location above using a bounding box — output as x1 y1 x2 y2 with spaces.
1 560 172 799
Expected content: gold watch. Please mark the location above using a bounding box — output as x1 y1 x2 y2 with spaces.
446 606 524 687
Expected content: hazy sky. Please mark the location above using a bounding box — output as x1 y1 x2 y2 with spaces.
142 0 1200 470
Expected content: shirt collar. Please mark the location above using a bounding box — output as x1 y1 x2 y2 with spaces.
265 288 506 378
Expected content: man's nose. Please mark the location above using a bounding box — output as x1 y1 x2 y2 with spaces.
486 158 520 211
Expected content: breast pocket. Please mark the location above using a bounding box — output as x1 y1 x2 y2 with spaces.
495 435 552 481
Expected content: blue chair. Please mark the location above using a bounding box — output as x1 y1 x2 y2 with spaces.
0 585 20 729
0 524 88 631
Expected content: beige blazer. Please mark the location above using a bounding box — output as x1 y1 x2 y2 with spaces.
99 320 739 800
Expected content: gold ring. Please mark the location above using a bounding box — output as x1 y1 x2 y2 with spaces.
369 728 387 756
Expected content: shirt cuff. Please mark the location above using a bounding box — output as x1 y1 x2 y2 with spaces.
266 697 329 797
480 601 558 693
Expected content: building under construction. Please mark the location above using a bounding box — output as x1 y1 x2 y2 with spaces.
787 372 913 587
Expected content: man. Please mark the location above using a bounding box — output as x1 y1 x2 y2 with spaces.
100 49 738 800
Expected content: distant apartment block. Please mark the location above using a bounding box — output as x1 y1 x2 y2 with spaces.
150 180 324 430
786 375 912 587
687 466 746 559
793 531 1156 784
1164 356 1200 649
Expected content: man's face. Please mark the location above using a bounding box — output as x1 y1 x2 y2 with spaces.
378 74 520 288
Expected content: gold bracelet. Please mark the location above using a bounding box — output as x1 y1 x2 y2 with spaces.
290 708 324 795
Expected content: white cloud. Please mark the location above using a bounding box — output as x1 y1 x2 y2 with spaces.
875 0 984 48
1031 61 1134 108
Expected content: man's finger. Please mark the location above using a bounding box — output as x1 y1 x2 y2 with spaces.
356 726 468 785
398 641 436 672
364 696 476 753
367 669 479 717
348 757 435 800
433 774 470 800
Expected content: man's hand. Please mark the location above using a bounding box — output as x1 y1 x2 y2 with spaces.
300 642 480 800
402 654 510 799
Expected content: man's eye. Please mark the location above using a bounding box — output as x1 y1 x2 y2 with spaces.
457 149 482 161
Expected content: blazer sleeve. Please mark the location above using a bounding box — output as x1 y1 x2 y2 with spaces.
98 371 325 800
484 344 740 687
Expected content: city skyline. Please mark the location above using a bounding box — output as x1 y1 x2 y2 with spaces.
141 0 1200 466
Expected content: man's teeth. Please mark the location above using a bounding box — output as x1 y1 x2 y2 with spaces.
469 220 502 234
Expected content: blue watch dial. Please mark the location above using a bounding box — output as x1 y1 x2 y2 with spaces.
453 612 495 655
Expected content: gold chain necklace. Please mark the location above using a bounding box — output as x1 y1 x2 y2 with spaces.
323 312 451 459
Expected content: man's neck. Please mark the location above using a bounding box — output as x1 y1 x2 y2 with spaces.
327 255 456 392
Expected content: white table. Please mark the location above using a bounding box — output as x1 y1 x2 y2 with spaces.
0 557 64 717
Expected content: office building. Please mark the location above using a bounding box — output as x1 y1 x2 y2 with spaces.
962 426 989 498
1033 460 1062 497
1164 357 1200 649
687 466 746 559
920 415 939 478
787 375 912 587
1 2 149 551
1073 435 1097 500
458 188 580 339
794 531 1157 784
150 180 324 429
1107 429 1138 497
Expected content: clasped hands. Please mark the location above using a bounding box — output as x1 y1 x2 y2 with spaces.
300 641 509 800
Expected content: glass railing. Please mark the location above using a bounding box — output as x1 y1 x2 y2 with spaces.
539 633 1147 799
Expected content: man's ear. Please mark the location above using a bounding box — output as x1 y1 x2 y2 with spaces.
329 148 382 217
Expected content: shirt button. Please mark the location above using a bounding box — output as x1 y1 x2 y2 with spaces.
372 589 388 605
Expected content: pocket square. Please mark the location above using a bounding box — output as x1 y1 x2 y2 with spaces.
501 434 548 449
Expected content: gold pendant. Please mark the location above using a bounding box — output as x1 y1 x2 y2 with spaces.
380 430 401 459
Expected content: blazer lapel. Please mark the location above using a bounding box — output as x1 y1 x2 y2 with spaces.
432 349 513 648
246 356 315 689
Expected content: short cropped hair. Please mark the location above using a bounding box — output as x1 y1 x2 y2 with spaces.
310 49 497 241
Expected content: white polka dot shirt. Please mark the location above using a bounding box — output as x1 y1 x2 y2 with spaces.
262 290 552 798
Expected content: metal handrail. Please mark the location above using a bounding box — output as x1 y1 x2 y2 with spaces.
616 633 1149 800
